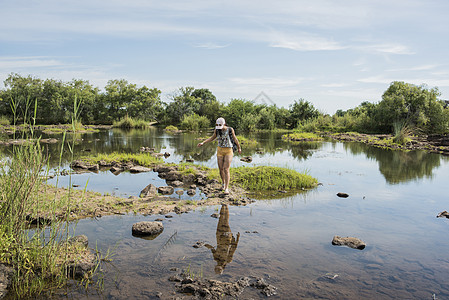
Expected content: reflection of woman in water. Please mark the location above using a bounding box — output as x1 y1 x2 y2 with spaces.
205 204 240 274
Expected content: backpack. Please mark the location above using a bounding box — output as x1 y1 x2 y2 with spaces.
228 127 238 152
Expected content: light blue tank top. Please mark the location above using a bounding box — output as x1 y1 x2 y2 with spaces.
217 128 232 148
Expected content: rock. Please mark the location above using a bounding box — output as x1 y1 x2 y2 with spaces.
186 158 194 162
190 184 197 189
129 166 152 173
175 190 184 196
68 234 89 248
240 156 253 163
0 264 13 299
88 164 99 172
40 138 58 144
165 171 182 181
211 213 219 218
332 235 366 250
98 160 111 167
437 211 449 218
140 184 158 198
337 192 349 198
182 174 196 184
164 152 171 157
187 189 196 196
110 165 124 173
154 165 177 173
167 180 183 187
250 278 277 297
132 221 164 236
158 186 174 195
67 252 96 279
70 160 89 170
193 241 205 248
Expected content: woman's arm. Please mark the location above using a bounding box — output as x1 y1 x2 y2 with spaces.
197 129 217 147
231 128 241 153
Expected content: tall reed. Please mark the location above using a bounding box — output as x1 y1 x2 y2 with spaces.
0 93 96 297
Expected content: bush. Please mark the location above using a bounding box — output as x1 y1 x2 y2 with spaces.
113 115 149 129
180 113 210 131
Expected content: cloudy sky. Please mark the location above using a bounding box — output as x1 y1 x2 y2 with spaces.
1 0 449 113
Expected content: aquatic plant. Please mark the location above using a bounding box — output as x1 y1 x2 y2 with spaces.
282 132 323 141
113 115 150 129
165 125 179 132
82 152 163 167
208 166 317 191
236 135 259 147
392 121 412 145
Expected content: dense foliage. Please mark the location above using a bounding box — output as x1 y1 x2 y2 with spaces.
1 74 448 134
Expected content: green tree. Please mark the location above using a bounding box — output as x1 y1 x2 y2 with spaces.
220 99 256 131
165 87 200 125
375 81 447 133
191 88 222 124
289 99 320 129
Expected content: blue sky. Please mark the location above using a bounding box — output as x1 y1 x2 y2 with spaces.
1 0 449 114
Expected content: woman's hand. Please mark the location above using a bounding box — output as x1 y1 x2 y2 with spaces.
238 147 242 153
197 142 204 147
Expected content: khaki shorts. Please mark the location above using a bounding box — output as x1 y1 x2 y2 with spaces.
217 146 233 157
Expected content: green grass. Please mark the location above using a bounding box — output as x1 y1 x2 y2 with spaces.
207 166 318 191
165 125 179 132
81 152 163 167
282 132 323 141
236 135 258 147
112 115 151 129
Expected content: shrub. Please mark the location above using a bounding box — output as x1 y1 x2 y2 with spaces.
113 115 149 129
180 113 210 131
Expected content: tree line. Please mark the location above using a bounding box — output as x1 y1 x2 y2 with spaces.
0 73 448 134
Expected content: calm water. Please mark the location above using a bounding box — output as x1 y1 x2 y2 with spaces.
6 127 449 299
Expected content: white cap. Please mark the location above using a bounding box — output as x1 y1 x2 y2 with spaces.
215 117 225 129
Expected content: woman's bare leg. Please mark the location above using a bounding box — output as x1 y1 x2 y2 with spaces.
222 154 233 191
217 155 225 187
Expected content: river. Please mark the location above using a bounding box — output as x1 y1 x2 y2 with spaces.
20 127 449 299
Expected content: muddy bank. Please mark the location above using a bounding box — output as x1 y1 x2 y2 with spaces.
324 132 449 155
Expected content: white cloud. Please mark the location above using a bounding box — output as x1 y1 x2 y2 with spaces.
193 42 231 49
270 35 345 51
0 57 64 69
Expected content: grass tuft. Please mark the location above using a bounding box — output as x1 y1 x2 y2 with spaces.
81 152 163 167
208 166 317 191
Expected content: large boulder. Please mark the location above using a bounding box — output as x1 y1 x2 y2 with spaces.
140 184 158 198
132 221 164 236
332 236 366 250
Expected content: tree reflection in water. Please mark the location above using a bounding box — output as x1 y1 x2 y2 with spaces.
205 204 240 274
343 142 442 184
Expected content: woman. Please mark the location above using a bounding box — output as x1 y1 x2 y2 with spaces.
197 117 241 194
